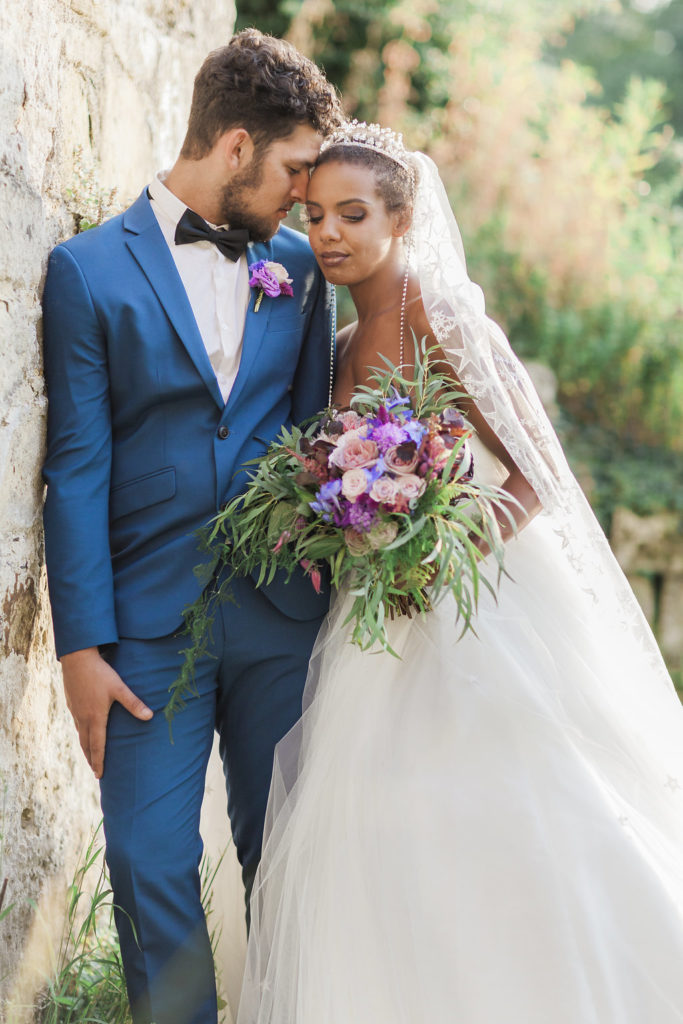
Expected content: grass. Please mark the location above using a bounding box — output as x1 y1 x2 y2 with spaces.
34 823 228 1024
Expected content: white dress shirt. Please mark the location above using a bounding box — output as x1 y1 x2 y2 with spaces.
148 172 251 404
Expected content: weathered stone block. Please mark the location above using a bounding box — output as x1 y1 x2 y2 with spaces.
611 506 683 576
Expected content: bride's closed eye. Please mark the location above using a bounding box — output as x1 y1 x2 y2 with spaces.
306 212 367 224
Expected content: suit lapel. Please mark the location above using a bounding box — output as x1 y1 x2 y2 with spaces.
224 240 274 414
124 191 225 411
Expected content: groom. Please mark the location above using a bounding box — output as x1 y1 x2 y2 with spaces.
42 30 342 1024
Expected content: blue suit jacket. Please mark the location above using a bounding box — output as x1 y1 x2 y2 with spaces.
42 189 333 658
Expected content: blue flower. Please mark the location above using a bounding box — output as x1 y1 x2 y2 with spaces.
310 478 342 518
405 419 428 444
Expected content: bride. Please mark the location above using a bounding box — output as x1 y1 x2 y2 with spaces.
236 122 683 1023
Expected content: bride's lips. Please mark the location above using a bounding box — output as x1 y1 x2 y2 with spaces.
319 251 348 267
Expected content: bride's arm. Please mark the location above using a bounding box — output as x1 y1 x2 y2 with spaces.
457 393 542 555
409 297 542 552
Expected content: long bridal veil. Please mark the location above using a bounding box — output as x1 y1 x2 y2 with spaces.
408 149 682 758
237 151 683 1024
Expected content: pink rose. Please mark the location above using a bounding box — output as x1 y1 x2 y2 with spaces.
369 475 399 506
344 527 372 556
341 468 370 502
397 474 426 503
384 444 419 475
368 520 399 550
338 410 364 431
330 435 379 472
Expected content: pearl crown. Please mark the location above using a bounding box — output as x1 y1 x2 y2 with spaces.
320 119 412 172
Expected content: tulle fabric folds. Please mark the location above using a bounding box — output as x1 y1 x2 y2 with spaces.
238 511 683 1024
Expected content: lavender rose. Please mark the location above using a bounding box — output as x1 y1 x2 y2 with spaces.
248 260 294 298
384 442 419 475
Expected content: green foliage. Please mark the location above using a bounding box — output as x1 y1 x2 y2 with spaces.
35 825 228 1024
465 220 683 453
35 825 131 1024
547 0 683 143
562 424 683 531
0 778 15 931
64 147 122 233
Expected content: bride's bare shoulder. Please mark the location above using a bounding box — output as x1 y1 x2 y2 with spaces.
336 321 357 361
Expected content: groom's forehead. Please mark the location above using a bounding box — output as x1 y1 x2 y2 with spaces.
269 126 323 165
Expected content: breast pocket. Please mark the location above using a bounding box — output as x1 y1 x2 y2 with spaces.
267 310 306 335
110 466 176 521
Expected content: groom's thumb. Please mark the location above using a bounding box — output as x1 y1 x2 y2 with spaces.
115 680 154 722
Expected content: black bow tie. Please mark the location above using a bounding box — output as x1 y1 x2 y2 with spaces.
174 208 250 262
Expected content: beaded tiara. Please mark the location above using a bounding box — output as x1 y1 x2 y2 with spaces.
320 119 412 172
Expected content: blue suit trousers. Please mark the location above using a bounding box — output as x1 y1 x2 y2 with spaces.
99 574 326 1024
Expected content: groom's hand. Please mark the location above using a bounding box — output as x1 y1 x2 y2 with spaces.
60 647 153 779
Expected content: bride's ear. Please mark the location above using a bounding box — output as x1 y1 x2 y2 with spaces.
392 207 413 239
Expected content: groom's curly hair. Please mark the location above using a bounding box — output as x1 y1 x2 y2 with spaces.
181 29 343 159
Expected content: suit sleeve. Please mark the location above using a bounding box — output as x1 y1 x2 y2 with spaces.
290 264 335 425
42 244 119 657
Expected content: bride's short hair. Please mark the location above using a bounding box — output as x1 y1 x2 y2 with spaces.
316 145 415 217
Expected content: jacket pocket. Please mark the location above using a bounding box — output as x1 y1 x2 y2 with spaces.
110 466 176 520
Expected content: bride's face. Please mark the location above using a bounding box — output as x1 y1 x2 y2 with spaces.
305 161 405 286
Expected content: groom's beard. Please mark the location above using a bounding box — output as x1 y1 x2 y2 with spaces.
219 157 280 243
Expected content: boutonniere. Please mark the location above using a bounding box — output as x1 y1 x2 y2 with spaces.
248 260 294 312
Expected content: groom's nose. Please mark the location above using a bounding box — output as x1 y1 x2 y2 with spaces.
289 169 309 203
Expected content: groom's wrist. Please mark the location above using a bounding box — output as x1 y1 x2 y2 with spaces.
60 646 101 667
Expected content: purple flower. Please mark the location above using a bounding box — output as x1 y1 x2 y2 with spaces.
248 260 294 309
368 421 410 454
385 391 411 411
336 496 379 534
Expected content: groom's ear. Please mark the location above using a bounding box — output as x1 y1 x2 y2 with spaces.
219 127 255 173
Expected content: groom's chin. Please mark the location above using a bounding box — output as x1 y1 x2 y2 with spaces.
247 216 284 244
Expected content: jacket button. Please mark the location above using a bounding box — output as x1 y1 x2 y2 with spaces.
217 425 230 440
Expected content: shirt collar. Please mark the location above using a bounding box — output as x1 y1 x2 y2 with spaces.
149 170 230 230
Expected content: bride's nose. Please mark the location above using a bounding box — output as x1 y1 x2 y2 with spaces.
318 214 341 243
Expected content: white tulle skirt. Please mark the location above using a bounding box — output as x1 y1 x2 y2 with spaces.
237 508 683 1024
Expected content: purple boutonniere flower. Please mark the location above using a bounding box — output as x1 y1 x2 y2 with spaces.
248 260 294 312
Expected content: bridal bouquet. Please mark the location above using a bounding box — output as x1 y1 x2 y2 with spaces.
166 352 513 721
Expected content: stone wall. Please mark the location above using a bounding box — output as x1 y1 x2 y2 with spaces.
611 507 683 683
0 1 236 1018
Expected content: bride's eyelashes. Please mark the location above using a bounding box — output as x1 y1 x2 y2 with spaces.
306 212 366 225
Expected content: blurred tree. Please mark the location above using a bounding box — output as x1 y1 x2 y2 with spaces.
547 0 683 134
545 0 683 198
